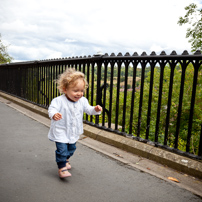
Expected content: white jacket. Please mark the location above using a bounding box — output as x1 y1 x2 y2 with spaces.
48 94 101 143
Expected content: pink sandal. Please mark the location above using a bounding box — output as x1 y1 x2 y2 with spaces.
66 160 71 170
58 168 71 178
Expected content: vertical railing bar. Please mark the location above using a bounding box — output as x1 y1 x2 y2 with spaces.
30 66 32 101
16 67 18 95
13 67 15 95
52 63 55 101
31 65 33 103
109 61 115 129
102 61 108 127
62 64 65 74
90 62 95 123
82 63 87 121
5 68 7 92
21 67 26 98
129 60 138 134
48 64 51 107
12 67 14 95
29 66 31 100
9 67 11 94
174 60 188 149
11 67 14 94
96 60 102 125
83 62 85 73
122 61 129 132
26 67 28 99
25 66 28 99
11 67 13 94
53 64 55 99
45 65 48 107
49 64 51 105
45 64 48 105
41 65 44 105
43 64 46 104
28 65 32 101
15 67 19 96
19 67 22 97
115 61 122 130
8 67 11 93
42 64 45 104
86 62 90 121
27 66 32 100
53 63 56 100
146 61 156 139
6 67 8 92
27 66 29 99
155 61 166 142
26 66 29 99
23 66 25 98
19 66 22 97
37 64 40 104
21 67 24 97
56 64 59 97
36 64 39 103
50 64 53 104
4 68 7 92
186 60 200 152
33 64 38 103
79 62 82 72
74 62 78 71
15 67 17 95
137 61 147 137
32 65 34 102
164 61 176 145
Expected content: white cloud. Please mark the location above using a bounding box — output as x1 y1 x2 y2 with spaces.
0 0 201 61
65 39 77 43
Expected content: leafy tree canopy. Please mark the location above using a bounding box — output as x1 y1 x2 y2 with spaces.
0 34 13 64
178 3 202 52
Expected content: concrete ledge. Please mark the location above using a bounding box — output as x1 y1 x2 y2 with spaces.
0 91 202 179
86 126 202 179
0 92 49 118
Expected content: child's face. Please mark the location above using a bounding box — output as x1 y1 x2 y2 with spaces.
64 78 85 102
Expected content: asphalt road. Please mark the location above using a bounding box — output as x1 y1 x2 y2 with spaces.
0 101 201 202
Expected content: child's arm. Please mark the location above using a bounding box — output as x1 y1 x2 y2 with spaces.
94 105 102 112
53 113 62 121
83 97 102 115
48 97 62 120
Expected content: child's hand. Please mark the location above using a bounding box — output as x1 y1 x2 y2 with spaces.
53 113 62 121
95 105 102 112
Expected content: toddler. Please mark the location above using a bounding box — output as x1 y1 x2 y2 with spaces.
48 68 102 178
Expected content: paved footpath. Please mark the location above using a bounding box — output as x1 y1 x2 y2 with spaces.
0 101 202 202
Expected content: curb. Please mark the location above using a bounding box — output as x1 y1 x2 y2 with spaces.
0 91 202 179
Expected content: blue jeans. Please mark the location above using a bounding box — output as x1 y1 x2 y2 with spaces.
55 142 76 169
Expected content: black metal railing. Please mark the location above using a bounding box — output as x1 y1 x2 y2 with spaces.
0 50 202 160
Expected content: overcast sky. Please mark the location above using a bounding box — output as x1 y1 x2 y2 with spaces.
1 0 202 62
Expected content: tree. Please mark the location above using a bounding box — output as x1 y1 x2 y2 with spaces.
178 3 202 52
0 34 13 64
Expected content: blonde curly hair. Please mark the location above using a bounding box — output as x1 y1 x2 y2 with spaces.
57 68 88 94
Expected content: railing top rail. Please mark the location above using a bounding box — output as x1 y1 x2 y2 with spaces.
0 50 202 67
